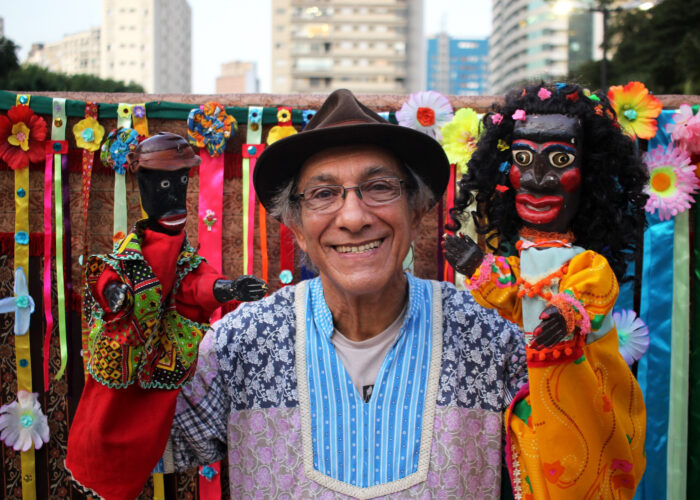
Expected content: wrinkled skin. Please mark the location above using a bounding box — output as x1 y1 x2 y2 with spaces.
445 114 584 349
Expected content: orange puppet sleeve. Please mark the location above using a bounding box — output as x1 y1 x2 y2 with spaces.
467 254 524 326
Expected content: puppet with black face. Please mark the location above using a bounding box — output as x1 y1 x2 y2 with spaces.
67 133 266 500
443 83 648 498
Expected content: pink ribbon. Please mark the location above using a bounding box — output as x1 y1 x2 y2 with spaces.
43 153 54 390
197 151 224 321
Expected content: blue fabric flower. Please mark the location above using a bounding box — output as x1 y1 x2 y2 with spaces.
199 465 217 480
100 128 139 174
0 268 36 335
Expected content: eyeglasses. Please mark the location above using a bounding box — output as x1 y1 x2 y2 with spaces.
294 176 406 213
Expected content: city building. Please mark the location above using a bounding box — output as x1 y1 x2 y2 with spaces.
271 0 424 94
100 0 192 93
26 28 101 76
426 34 489 96
216 61 260 93
489 0 601 94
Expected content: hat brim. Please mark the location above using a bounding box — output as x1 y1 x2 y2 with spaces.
254 122 450 216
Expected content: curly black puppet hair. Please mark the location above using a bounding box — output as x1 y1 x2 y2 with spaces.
449 82 649 282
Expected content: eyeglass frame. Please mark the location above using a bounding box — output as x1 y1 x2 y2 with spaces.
292 176 407 213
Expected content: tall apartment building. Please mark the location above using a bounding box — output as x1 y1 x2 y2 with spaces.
101 0 192 93
427 34 489 96
271 0 424 94
26 28 101 76
216 61 260 93
489 0 600 94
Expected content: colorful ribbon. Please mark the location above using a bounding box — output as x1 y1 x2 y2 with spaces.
443 163 456 282
13 93 38 500
51 98 69 381
42 151 54 389
242 106 265 276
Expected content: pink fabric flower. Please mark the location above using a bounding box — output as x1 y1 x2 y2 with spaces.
512 109 527 121
666 104 700 155
537 88 552 100
611 458 634 473
491 113 503 125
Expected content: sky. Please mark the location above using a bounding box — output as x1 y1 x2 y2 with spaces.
1 0 491 94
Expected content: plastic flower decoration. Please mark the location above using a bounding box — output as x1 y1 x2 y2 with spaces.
612 309 649 365
0 267 35 336
100 128 139 175
0 390 50 452
0 104 48 169
643 144 700 220
396 90 453 140
607 81 662 140
267 107 298 145
666 104 700 155
440 108 482 173
73 116 105 152
187 101 237 157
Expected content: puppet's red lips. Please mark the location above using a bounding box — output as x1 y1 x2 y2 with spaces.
515 194 563 225
158 213 187 229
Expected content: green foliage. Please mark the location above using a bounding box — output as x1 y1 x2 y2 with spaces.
569 0 700 94
0 36 144 93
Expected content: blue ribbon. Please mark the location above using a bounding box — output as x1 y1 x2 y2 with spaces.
635 109 676 500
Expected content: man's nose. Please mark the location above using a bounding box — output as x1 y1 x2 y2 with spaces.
335 188 372 231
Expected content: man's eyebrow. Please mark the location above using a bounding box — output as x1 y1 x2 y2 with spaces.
304 165 398 186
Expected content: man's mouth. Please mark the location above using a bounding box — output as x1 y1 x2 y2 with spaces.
515 194 563 225
334 238 384 254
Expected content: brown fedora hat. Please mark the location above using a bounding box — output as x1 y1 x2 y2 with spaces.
254 89 450 215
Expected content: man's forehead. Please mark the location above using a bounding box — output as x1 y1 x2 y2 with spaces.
513 114 582 142
299 144 402 182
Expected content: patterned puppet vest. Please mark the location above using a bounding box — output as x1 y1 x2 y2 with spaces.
84 230 209 389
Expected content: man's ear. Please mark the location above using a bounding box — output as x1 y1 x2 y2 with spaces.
288 221 307 253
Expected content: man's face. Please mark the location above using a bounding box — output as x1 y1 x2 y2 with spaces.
509 114 583 233
290 145 421 300
137 167 190 234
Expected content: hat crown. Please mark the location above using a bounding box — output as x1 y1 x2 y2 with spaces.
305 89 389 132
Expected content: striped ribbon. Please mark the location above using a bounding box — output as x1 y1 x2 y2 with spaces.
114 104 132 239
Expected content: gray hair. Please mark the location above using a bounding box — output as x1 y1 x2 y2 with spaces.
267 164 435 228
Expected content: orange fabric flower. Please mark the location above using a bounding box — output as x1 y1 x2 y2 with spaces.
543 460 566 483
0 104 48 169
608 81 662 140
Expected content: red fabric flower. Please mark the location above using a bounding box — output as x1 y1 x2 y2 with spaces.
612 472 635 490
0 105 47 169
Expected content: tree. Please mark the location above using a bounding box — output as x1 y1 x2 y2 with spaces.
569 0 700 94
0 36 144 93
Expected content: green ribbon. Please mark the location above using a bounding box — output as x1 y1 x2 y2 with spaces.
52 98 68 379
242 107 263 273
114 106 132 238
668 210 690 499
0 90 398 124
689 198 700 495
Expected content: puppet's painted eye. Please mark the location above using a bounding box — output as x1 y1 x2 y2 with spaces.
160 179 171 189
549 151 575 168
181 174 188 184
512 149 533 167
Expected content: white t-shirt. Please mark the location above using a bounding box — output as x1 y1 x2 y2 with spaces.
331 304 407 402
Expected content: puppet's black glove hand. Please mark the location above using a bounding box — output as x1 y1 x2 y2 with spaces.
442 233 484 278
530 305 570 349
213 276 269 303
104 281 129 313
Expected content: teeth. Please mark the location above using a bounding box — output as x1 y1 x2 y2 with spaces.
161 217 186 226
335 239 382 254
526 204 551 212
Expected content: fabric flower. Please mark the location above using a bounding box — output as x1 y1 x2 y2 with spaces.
133 105 146 119
277 108 292 124
512 109 526 121
643 144 700 220
543 460 565 483
440 108 482 173
0 104 48 169
666 104 700 155
0 267 35 336
612 309 649 365
608 81 662 140
73 116 105 152
491 113 503 125
396 90 453 140
537 88 552 101
100 128 139 174
187 102 237 157
0 390 49 452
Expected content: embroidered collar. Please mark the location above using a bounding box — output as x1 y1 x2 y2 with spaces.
517 227 575 251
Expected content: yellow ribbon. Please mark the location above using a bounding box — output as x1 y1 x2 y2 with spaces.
14 93 36 500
